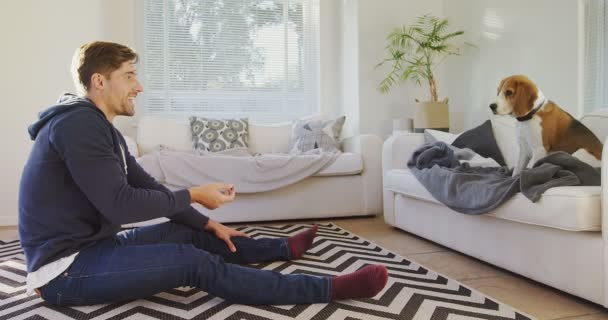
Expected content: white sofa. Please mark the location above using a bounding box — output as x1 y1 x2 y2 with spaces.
382 110 608 306
123 115 383 224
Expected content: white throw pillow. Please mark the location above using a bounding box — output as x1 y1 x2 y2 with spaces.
137 116 192 155
289 116 346 153
572 149 602 168
424 129 460 144
248 122 292 154
460 153 501 168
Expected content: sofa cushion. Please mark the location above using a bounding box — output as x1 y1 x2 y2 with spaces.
289 116 346 152
137 116 192 155
423 130 500 168
452 120 506 166
137 116 331 156
385 169 601 231
314 152 363 176
190 117 249 153
248 122 292 154
123 135 139 158
424 129 460 144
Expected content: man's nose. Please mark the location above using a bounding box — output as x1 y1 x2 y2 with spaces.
489 103 497 111
135 80 144 93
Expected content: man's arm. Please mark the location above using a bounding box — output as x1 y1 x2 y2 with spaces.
121 136 209 231
120 135 248 251
50 111 193 225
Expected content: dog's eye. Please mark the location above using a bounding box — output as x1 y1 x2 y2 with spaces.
505 90 513 97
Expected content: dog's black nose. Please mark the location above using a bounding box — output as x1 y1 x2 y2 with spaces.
489 103 497 111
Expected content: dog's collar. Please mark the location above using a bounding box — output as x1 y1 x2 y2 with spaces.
516 98 547 122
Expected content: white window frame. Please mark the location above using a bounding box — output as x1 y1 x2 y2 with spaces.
584 0 608 113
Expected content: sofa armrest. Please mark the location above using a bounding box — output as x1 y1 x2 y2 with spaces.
381 133 424 225
342 134 383 214
123 135 140 158
382 133 425 178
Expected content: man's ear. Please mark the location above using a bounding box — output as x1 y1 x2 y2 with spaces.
91 73 105 90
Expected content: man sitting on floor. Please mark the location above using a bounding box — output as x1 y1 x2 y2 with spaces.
18 41 388 306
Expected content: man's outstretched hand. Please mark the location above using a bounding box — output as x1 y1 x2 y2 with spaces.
188 183 235 210
204 219 250 252
188 183 246 252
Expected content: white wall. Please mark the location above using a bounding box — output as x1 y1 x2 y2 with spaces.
312 0 445 139
319 0 344 124
0 0 138 225
339 0 583 136
354 0 443 139
443 0 583 131
338 0 360 139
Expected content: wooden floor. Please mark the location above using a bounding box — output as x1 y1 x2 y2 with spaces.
3 215 608 320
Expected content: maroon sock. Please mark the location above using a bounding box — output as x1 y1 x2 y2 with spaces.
331 265 389 301
287 225 318 259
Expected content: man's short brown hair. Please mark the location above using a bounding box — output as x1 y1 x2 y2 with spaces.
71 41 139 95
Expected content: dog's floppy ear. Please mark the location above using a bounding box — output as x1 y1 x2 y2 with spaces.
497 78 506 96
511 79 535 117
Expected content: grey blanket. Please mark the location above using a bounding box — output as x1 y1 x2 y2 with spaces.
407 142 601 214
138 149 340 193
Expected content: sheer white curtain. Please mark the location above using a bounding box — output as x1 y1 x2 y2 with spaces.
141 0 320 124
584 0 607 113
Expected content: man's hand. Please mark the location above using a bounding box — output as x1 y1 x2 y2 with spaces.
204 219 250 252
188 183 235 210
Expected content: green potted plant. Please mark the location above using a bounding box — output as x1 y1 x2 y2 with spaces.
376 14 470 132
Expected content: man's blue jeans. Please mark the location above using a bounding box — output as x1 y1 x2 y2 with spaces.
39 222 331 306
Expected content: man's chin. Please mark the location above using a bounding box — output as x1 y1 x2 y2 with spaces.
121 106 136 117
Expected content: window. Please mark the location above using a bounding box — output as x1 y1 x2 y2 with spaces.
142 0 320 123
584 0 607 113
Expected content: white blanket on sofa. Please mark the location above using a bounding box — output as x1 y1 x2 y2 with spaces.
137 149 340 193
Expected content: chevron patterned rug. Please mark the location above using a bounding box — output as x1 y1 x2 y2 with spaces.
0 223 533 320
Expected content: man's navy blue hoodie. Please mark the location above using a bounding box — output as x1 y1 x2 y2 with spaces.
19 94 209 273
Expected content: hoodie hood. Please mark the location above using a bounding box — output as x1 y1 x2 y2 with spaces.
28 93 99 140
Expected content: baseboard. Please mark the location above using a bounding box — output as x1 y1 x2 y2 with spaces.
0 216 18 226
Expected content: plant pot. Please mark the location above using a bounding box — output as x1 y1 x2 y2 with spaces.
413 101 449 132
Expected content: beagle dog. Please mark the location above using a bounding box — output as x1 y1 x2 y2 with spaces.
489 75 602 176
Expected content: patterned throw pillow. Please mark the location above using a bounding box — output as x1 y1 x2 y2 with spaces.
288 116 346 152
189 117 249 153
